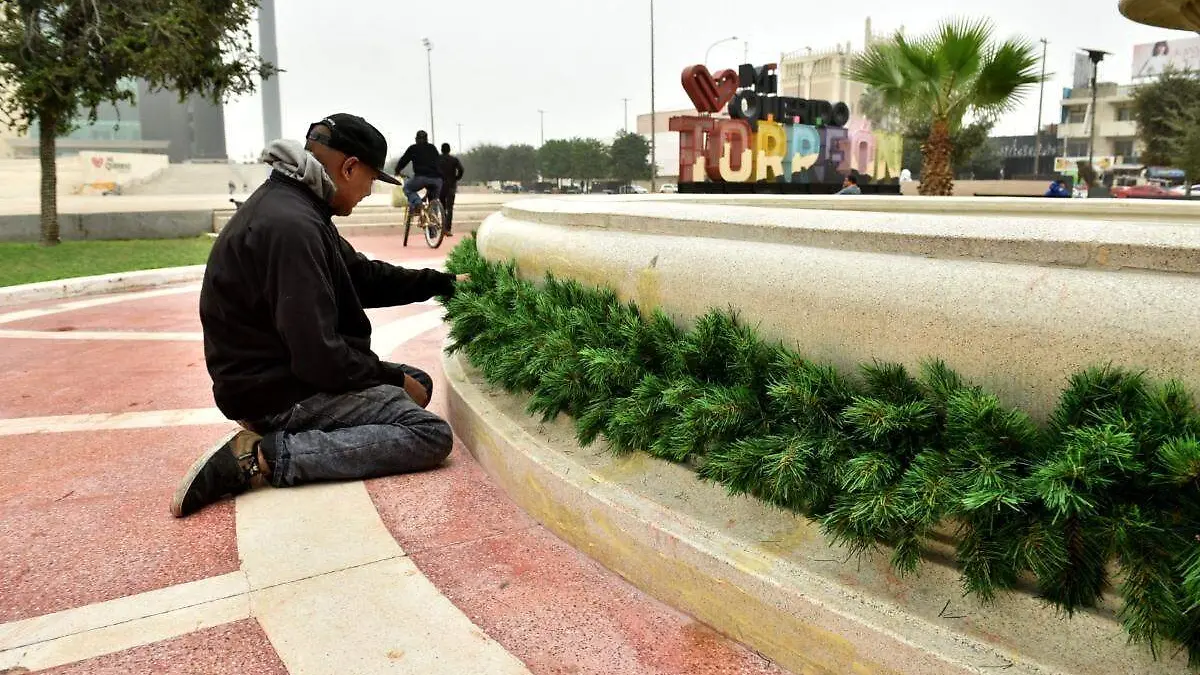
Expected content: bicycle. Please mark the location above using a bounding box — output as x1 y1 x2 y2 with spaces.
402 187 445 249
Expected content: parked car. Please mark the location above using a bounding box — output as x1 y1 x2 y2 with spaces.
629 185 648 194
1112 183 1178 199
659 183 678 193
1170 183 1200 195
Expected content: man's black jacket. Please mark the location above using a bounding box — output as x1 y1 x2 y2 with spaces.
199 173 456 421
438 154 465 190
395 141 441 178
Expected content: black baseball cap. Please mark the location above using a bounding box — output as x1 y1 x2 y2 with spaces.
306 114 401 185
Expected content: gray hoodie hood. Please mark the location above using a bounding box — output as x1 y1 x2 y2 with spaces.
261 139 336 203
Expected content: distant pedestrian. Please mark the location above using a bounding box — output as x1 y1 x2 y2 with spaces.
1045 179 1070 198
438 143 465 237
836 174 862 195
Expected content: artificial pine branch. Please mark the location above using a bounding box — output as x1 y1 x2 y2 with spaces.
439 238 1200 665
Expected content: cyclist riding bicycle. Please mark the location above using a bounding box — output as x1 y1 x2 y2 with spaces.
394 130 443 221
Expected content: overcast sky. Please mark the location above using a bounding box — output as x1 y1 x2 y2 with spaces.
222 1 1192 161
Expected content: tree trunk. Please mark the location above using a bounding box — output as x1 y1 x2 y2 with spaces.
38 109 60 246
919 120 954 197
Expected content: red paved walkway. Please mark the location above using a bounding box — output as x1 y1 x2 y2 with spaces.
0 234 787 674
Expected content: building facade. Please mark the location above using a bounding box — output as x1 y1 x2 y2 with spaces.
990 130 1064 178
136 81 228 163
2 77 224 162
777 19 892 112
1057 82 1141 171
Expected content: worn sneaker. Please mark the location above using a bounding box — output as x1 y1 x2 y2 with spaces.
171 429 263 518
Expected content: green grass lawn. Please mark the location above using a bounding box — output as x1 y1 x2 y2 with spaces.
0 237 214 287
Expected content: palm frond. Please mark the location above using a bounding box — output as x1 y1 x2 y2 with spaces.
970 38 1043 117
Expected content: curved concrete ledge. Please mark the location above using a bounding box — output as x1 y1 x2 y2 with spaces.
639 193 1200 224
1120 0 1200 30
0 265 206 307
478 197 1200 419
446 352 1189 675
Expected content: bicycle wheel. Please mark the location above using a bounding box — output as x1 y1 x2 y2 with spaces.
424 200 445 249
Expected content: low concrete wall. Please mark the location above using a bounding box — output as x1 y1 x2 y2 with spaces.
447 352 1190 675
477 196 1200 420
0 210 213 241
77 152 170 195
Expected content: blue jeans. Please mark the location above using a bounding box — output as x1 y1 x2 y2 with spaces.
404 176 443 209
250 364 452 487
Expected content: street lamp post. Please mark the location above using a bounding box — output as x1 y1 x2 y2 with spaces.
704 35 738 67
422 38 435 141
1033 38 1048 177
621 98 630 133
650 0 657 193
1081 48 1111 188
457 123 463 152
537 109 546 146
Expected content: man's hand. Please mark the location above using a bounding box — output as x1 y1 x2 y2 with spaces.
455 273 470 283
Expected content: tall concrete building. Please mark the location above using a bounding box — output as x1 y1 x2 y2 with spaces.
1057 83 1141 172
778 19 893 110
137 82 228 163
259 0 283 147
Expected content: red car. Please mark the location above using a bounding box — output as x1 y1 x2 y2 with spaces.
1112 184 1179 199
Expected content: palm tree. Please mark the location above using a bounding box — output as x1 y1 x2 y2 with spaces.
857 87 896 132
849 19 1042 196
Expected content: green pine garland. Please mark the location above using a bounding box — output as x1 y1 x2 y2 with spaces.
441 236 1200 666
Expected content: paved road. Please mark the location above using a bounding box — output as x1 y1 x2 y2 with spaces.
0 234 786 674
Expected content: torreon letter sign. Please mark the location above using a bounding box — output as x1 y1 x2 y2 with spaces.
671 62 900 184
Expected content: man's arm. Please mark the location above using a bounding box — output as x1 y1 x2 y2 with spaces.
339 237 456 308
262 222 382 391
394 147 413 174
454 157 465 182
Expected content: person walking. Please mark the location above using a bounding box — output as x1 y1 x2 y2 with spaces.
438 143 465 237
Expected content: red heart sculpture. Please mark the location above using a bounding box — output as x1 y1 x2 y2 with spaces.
681 65 739 114
91 156 104 168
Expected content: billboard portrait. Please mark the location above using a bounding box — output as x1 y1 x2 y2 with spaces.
1132 37 1200 80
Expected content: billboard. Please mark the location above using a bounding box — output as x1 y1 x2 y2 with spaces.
1073 53 1092 89
1132 37 1200 80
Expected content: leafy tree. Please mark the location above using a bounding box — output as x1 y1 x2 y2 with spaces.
500 144 538 185
857 86 900 132
462 144 504 184
0 1 274 245
570 137 609 190
609 131 651 185
849 19 1042 196
1133 69 1200 195
1167 108 1200 196
537 139 573 184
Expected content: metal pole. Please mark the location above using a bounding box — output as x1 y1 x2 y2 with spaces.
423 38 435 141
457 123 462 151
1087 60 1098 180
258 0 282 149
537 110 545 146
1033 38 1047 177
650 0 657 193
621 98 630 133
704 36 737 67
